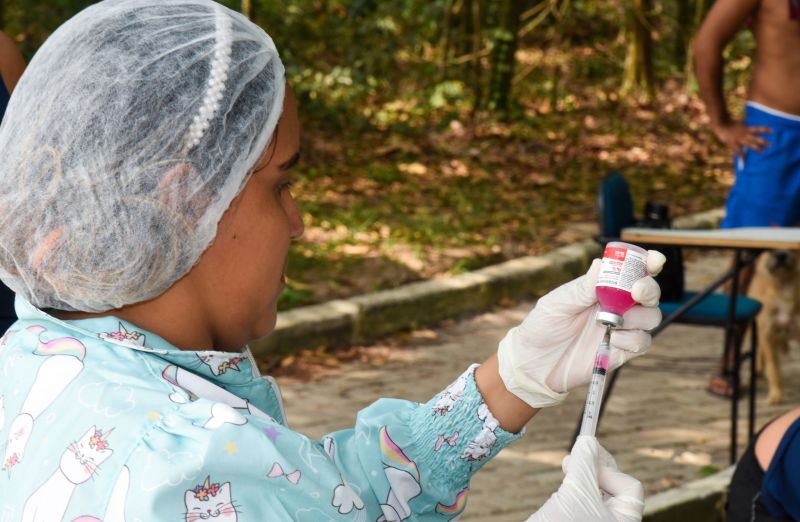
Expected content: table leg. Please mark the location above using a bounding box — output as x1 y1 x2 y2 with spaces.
749 319 757 441
726 249 742 464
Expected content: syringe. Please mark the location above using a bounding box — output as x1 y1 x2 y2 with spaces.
579 326 612 437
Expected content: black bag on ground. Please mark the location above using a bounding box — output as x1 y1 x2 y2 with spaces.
638 202 684 302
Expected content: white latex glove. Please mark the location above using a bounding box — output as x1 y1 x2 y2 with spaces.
526 435 645 522
498 251 665 407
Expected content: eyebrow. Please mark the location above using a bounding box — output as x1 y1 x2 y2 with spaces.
279 151 300 172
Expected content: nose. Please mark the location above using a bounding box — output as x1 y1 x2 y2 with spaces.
773 250 790 267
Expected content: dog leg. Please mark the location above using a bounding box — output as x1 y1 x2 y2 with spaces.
763 329 784 405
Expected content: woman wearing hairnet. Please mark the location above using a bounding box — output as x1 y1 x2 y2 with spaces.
0 1 663 520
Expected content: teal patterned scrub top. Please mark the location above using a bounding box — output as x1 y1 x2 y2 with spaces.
0 297 521 521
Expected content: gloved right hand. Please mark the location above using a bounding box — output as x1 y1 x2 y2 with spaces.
525 435 644 522
498 253 664 408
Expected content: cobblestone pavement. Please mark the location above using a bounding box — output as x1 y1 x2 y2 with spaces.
275 251 800 521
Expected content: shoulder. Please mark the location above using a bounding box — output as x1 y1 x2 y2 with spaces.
695 0 761 45
755 407 800 470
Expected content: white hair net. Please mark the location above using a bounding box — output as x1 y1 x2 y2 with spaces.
0 0 286 312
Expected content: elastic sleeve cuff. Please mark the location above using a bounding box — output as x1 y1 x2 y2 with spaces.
407 364 523 491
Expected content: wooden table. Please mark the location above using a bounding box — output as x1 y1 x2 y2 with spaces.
620 226 800 463
622 227 800 250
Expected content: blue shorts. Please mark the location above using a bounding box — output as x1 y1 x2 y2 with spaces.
722 102 800 228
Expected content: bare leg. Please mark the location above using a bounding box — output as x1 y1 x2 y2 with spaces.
707 254 759 398
725 257 756 295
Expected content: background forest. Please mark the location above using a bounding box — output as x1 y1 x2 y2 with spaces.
0 0 754 309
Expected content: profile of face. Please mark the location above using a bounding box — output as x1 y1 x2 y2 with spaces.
190 86 303 349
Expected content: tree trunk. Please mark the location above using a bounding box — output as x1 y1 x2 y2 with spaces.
693 0 710 27
461 0 475 57
241 0 251 19
685 0 710 90
487 0 526 114
439 0 455 79
621 0 655 101
470 0 483 113
249 0 258 22
674 0 690 68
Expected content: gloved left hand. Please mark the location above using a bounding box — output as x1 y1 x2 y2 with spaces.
498 252 664 408
525 435 645 522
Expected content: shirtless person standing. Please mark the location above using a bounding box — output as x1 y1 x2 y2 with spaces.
694 0 800 398
695 0 800 225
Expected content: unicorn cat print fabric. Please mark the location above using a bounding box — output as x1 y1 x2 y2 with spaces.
184 476 239 521
21 426 114 522
0 296 520 520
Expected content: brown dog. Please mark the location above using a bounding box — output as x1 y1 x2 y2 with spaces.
748 250 800 404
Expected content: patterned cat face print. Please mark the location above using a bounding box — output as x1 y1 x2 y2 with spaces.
61 426 114 484
184 476 238 521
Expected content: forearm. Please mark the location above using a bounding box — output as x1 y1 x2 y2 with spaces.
694 45 730 127
475 353 539 433
692 0 759 128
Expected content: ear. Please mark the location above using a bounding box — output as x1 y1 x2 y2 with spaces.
220 482 231 498
85 425 97 439
185 490 195 505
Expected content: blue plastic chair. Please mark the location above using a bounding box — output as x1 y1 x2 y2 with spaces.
571 173 761 460
597 172 761 329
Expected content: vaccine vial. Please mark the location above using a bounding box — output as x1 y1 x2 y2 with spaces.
595 241 648 328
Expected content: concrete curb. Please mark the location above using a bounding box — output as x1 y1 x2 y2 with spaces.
643 466 733 522
250 208 725 357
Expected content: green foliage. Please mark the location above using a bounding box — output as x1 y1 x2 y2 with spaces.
697 465 721 477
4 0 96 59
3 0 740 117
277 280 315 310
429 80 466 109
4 0 720 121
252 0 449 127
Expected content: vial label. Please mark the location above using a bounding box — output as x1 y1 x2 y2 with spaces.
597 246 647 291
